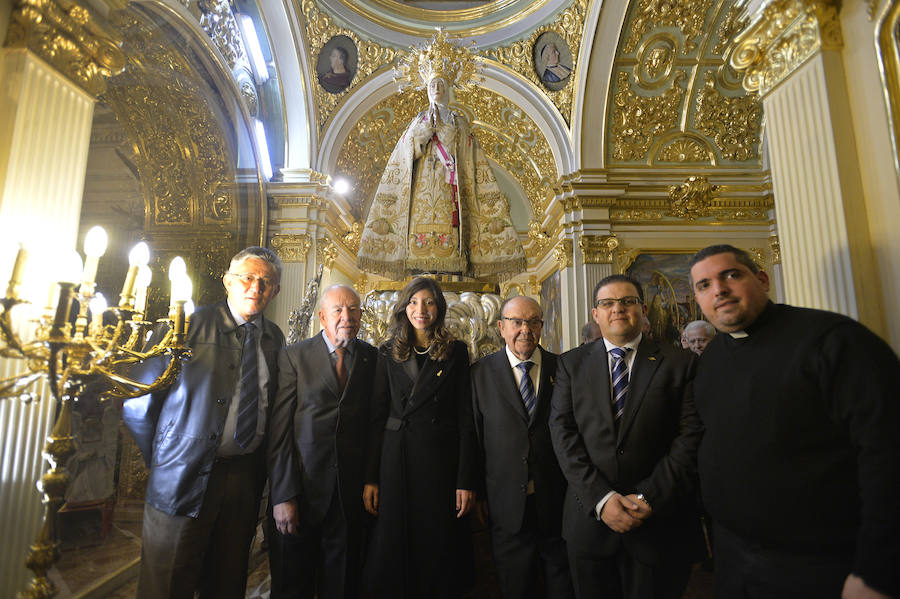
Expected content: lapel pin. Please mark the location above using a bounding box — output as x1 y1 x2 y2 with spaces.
437 370 443 377
648 356 657 361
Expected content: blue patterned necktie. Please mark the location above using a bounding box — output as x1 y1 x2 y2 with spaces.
609 347 631 422
517 361 536 418
234 321 259 449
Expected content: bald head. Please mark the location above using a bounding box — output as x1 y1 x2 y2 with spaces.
499 296 543 360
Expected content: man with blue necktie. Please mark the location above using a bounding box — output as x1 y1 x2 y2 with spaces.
549 274 703 599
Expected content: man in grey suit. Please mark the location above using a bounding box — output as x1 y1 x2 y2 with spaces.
123 246 284 599
550 274 703 599
472 296 574 599
267 284 377 599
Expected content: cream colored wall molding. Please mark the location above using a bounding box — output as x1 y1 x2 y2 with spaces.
731 0 842 97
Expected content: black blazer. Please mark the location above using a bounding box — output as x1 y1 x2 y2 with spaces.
472 346 566 535
549 337 702 565
268 333 378 527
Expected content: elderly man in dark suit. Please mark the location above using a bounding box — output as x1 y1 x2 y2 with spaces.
549 274 703 599
267 284 377 599
472 296 574 599
123 246 284 599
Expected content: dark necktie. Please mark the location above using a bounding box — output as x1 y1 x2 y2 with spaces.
517 361 536 418
335 346 348 394
234 321 259 449
609 347 630 422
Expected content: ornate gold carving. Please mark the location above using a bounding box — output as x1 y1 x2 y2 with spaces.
656 137 714 163
616 248 641 274
668 176 719 220
869 0 881 20
527 276 539 296
579 235 619 264
341 221 363 255
527 221 552 255
101 13 237 233
271 234 313 263
611 209 666 222
5 0 127 96
484 0 587 124
715 1 750 54
749 247 766 270
197 0 248 71
553 239 573 270
713 209 768 220
636 35 677 88
730 0 842 96
354 272 369 295
694 72 762 162
301 0 399 131
769 235 781 264
240 78 259 117
611 70 687 162
624 0 716 54
317 237 338 269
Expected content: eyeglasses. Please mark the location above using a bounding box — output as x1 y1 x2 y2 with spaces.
595 296 641 309
228 272 277 288
501 317 544 328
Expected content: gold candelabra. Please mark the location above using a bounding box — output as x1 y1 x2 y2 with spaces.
0 226 194 599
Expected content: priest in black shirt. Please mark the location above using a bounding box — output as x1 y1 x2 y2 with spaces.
689 244 900 599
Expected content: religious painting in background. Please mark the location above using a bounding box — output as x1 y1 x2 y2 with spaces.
540 270 563 354
625 253 703 350
533 32 573 92
317 35 357 94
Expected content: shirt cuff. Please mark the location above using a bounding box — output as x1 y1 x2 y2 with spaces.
595 491 617 521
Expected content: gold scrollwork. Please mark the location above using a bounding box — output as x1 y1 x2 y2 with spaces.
655 136 715 164
527 221 552 257
579 235 619 264
301 0 399 131
635 34 677 89
271 234 313 263
624 0 716 55
316 237 338 269
5 0 127 96
527 276 539 296
748 247 766 270
611 70 687 162
484 0 587 124
341 221 363 254
197 0 248 71
730 0 842 97
715 1 750 55
101 13 236 231
769 234 781 264
713 209 768 220
694 71 762 162
553 238 573 270
668 176 720 220
615 248 641 274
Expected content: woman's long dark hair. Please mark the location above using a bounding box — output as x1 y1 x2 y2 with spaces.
388 276 455 362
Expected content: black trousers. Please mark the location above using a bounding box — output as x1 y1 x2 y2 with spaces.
491 494 575 599
568 542 692 599
712 523 852 598
267 486 363 599
137 453 263 599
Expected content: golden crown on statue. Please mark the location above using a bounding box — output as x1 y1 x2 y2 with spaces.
394 28 483 93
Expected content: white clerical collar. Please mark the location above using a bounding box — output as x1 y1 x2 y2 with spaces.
505 345 542 369
729 331 749 339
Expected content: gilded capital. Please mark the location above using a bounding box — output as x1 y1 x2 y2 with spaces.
554 239 574 270
730 0 842 96
271 234 313 263
769 234 781 264
316 238 338 270
5 0 127 96
579 235 619 264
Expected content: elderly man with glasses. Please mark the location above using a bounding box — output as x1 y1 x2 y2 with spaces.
549 274 704 599
471 296 575 599
124 246 285 599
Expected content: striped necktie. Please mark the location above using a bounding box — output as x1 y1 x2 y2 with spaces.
609 346 630 422
234 321 259 449
517 361 536 418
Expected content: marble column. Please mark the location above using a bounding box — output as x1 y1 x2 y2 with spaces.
731 0 885 333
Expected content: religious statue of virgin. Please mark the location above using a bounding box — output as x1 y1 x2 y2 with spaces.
357 30 526 280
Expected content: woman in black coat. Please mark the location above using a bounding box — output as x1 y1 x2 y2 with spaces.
362 276 478 598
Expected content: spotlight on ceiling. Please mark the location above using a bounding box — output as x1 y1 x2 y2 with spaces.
333 178 350 195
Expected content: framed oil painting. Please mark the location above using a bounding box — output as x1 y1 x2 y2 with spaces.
533 31 573 92
317 35 357 94
625 252 704 349
540 270 562 353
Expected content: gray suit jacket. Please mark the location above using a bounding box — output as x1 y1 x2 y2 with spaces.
268 334 377 526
